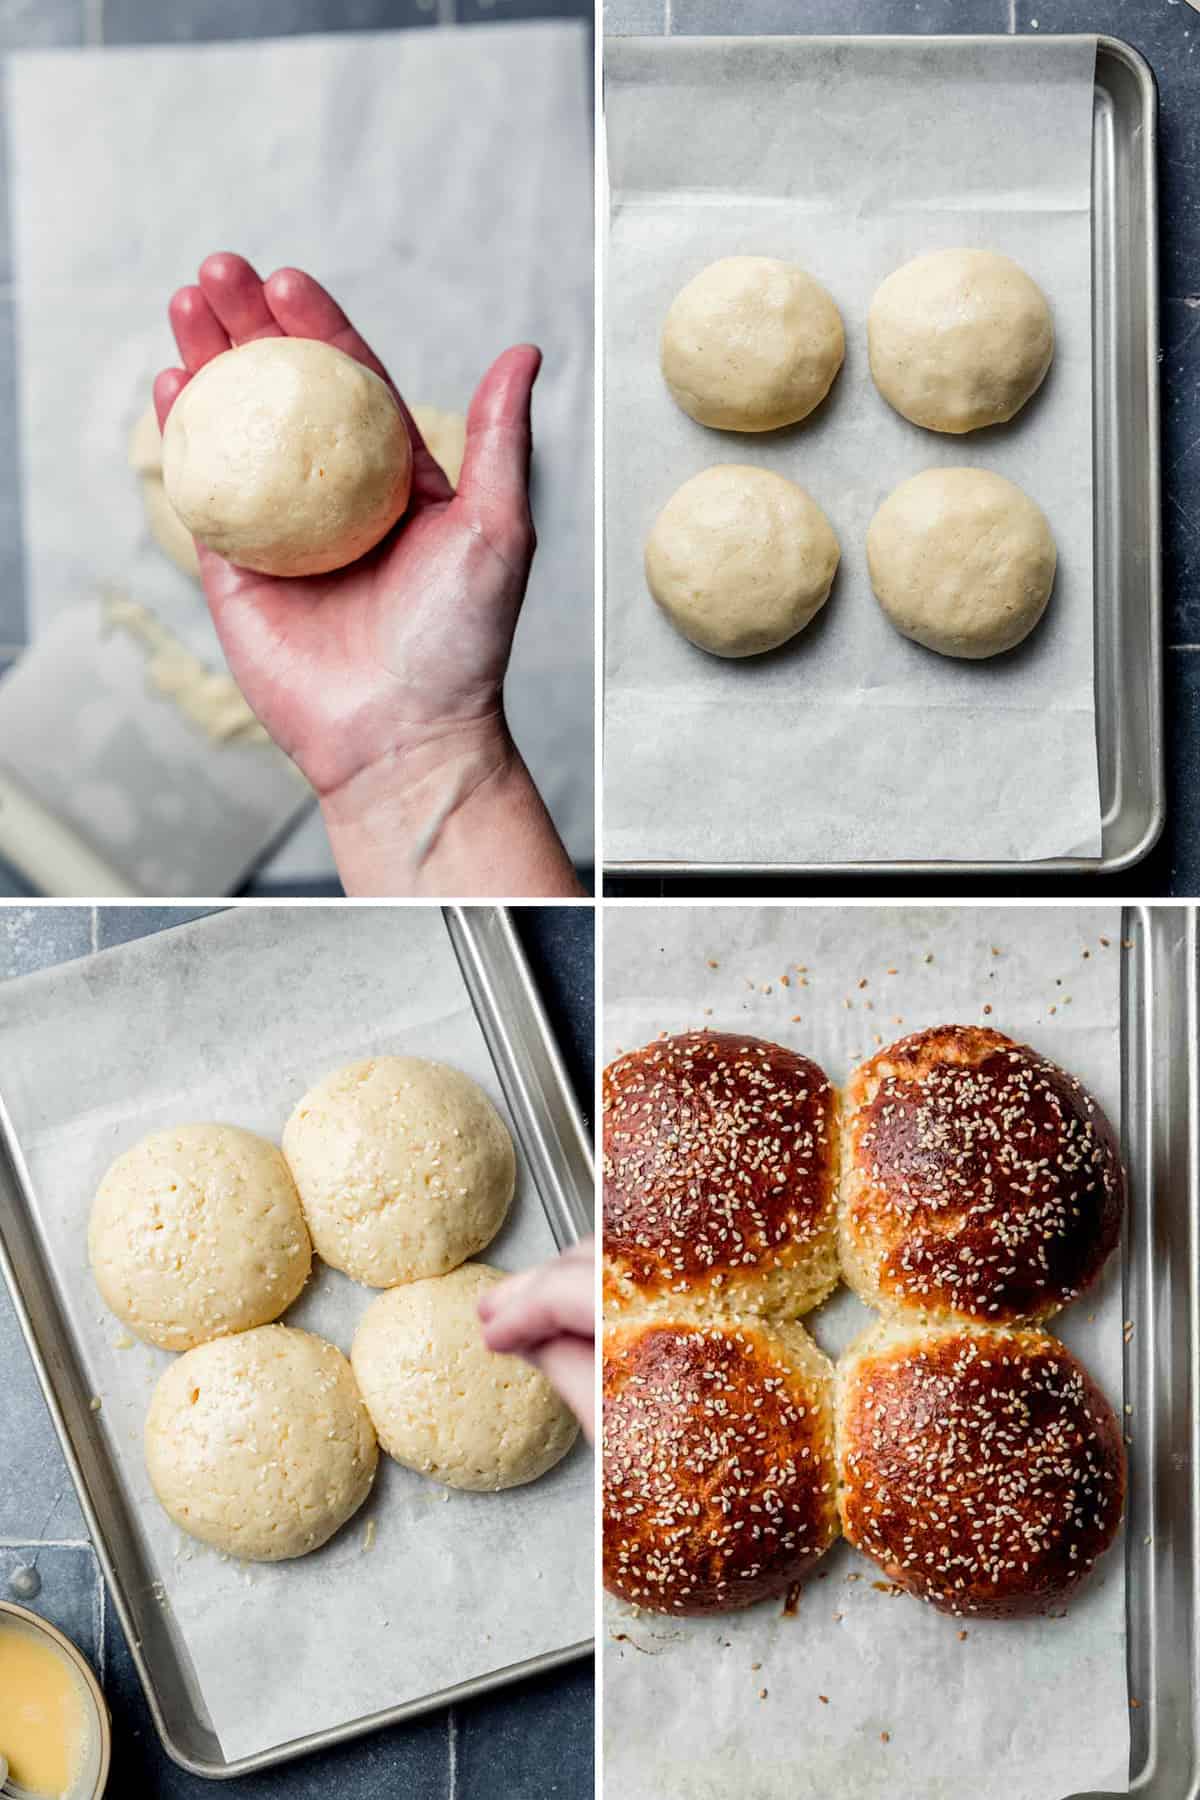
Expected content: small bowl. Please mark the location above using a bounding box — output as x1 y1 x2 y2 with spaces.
0 1600 111 1798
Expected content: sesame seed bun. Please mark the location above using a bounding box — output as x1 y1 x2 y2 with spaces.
839 1025 1123 1325
603 1308 840 1614
603 1031 839 1320
836 1315 1125 1617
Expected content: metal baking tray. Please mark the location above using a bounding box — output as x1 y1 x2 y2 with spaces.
0 905 594 1780
603 35 1163 881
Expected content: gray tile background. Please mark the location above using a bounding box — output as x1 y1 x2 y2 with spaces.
0 901 594 1798
602 0 1200 899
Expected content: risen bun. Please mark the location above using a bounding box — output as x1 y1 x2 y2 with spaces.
836 1316 1124 1616
603 1031 839 1319
604 1310 838 1613
840 1025 1122 1324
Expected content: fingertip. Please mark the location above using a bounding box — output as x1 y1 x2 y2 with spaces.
264 266 307 305
198 250 260 291
153 368 188 431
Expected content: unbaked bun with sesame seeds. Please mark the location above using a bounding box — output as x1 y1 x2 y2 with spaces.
603 1307 839 1613
840 1025 1123 1325
603 1031 840 1320
836 1316 1125 1617
282 1058 515 1288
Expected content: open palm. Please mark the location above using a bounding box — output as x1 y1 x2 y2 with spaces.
155 252 540 799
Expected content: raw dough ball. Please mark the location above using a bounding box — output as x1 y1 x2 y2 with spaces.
411 405 467 487
351 1264 578 1490
89 1124 311 1351
867 467 1056 660
161 338 413 577
128 402 200 580
145 1325 377 1561
660 256 844 432
869 249 1054 433
645 464 839 657
282 1057 516 1288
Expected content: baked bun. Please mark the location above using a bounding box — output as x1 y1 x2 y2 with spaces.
836 1317 1124 1616
840 1025 1123 1324
604 1310 838 1613
603 1031 839 1318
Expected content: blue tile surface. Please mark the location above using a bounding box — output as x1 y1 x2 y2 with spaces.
456 1657 594 1799
512 905 594 1121
1164 295 1200 648
0 302 24 644
0 0 84 49
670 0 1009 31
94 904 221 947
0 904 93 974
100 0 438 45
0 1296 89 1540
460 0 593 19
1 1545 101 1658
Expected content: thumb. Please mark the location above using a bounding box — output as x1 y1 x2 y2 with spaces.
455 343 542 573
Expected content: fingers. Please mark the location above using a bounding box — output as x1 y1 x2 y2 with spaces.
456 344 542 573
525 1339 595 1444
153 367 189 432
198 252 284 345
168 285 230 373
477 1238 594 1353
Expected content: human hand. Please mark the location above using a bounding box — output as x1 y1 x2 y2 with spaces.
477 1237 595 1443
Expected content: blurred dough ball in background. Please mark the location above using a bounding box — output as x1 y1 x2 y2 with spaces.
89 1122 311 1351
145 1325 378 1561
128 402 201 580
867 466 1056 660
161 337 413 578
660 255 844 432
645 464 840 657
411 404 467 487
351 1263 579 1491
868 248 1054 433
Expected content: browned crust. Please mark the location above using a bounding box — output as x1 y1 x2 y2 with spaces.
603 1031 838 1306
603 1318 838 1615
842 1025 1124 1322
837 1323 1126 1617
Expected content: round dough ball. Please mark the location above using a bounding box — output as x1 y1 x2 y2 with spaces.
869 248 1054 433
867 467 1056 659
89 1124 311 1351
411 405 467 487
161 338 413 577
145 1325 377 1560
128 403 200 580
282 1057 515 1288
645 465 840 657
661 256 844 432
351 1264 578 1490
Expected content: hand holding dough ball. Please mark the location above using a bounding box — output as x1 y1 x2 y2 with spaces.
661 256 844 432
89 1124 311 1351
869 249 1053 433
145 1325 377 1561
128 403 201 581
867 468 1056 659
282 1057 515 1288
411 405 467 487
645 465 839 657
351 1263 579 1491
162 337 413 577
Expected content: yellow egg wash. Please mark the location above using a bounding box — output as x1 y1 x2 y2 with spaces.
0 1620 88 1796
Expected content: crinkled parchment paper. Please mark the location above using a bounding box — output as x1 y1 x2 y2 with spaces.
603 904 1128 1800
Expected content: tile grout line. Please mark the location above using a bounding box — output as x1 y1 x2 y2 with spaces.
438 0 456 23
0 1537 94 1549
84 0 103 47
1008 0 1017 31
664 0 672 34
448 1707 459 1799
90 907 100 954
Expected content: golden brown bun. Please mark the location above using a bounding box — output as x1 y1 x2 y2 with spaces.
603 1308 839 1614
840 1025 1123 1324
836 1316 1125 1617
603 1031 839 1319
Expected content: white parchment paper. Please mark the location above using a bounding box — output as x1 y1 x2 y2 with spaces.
0 907 592 1762
604 37 1100 866
603 904 1128 1800
6 22 593 873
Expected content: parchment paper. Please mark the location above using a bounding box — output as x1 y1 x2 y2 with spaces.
6 22 593 875
0 907 592 1762
604 37 1101 865
603 904 1128 1800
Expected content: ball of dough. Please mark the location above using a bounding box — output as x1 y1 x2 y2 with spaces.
128 402 200 580
282 1057 515 1288
351 1264 578 1490
867 467 1056 659
411 405 467 487
145 1325 377 1560
661 256 844 432
869 248 1054 433
89 1124 311 1351
645 464 839 657
161 338 413 577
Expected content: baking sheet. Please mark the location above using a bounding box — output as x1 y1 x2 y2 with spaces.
603 36 1101 866
0 906 593 1764
5 22 593 874
602 904 1128 1800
